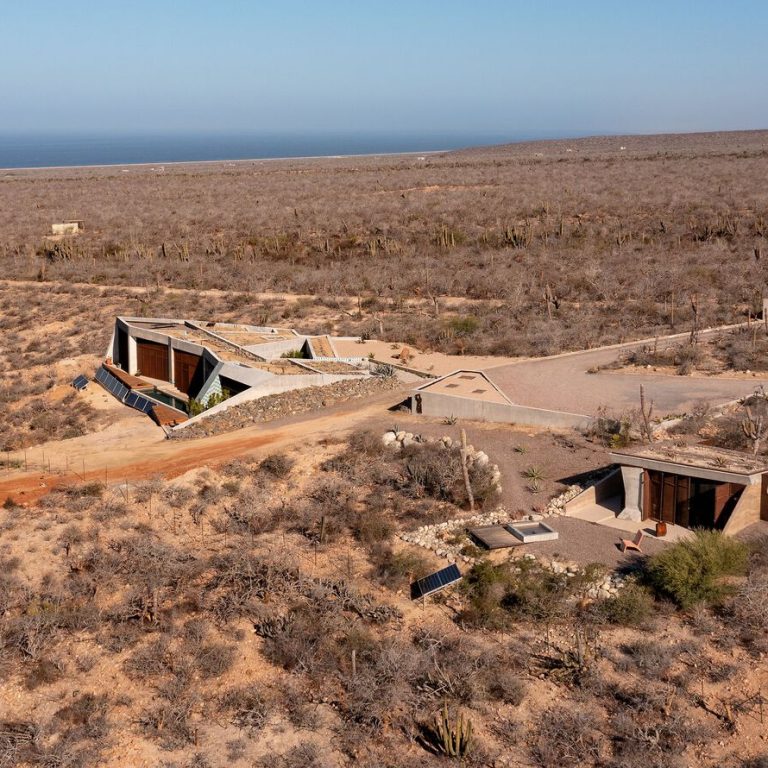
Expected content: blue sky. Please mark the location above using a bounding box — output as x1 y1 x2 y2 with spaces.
2 0 766 137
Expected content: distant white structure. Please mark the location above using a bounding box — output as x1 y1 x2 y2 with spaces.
51 220 84 236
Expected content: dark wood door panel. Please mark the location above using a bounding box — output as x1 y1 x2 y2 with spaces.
137 340 169 381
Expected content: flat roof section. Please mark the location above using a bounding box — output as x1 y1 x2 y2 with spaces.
612 443 768 476
203 327 297 346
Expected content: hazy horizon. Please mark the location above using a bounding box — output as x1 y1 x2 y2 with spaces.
2 1 767 138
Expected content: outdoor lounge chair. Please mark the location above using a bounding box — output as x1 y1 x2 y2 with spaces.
620 530 644 553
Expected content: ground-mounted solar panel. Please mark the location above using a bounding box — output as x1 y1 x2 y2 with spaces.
410 563 461 600
125 391 140 409
95 366 129 403
136 396 155 414
124 392 155 414
72 374 89 391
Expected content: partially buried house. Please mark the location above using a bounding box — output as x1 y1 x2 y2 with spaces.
102 316 373 429
566 442 768 536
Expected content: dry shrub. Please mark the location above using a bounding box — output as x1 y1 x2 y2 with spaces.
255 742 332 768
219 685 269 731
24 658 64 690
350 507 394 547
484 666 526 705
195 642 235 679
140 695 198 749
402 443 465 502
368 544 431 590
727 573 768 650
260 452 295 478
531 707 604 767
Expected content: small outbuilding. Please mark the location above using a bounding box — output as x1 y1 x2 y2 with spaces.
51 220 84 236
409 369 592 430
569 443 768 536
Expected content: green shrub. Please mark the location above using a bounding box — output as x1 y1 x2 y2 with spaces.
369 544 430 590
647 530 748 608
460 558 571 629
595 582 656 626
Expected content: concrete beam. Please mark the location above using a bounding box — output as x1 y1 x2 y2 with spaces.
618 465 643 521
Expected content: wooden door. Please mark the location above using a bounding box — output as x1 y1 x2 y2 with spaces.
174 351 202 395
648 471 662 521
689 479 717 528
675 476 691 529
136 340 169 381
661 474 677 524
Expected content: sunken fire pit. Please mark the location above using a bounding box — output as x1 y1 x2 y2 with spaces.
505 521 559 543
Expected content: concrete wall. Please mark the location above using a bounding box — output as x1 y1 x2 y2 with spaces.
723 483 762 536
244 337 308 359
608 452 763 487
414 391 593 430
565 468 623 515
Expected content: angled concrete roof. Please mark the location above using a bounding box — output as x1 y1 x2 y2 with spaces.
414 370 514 406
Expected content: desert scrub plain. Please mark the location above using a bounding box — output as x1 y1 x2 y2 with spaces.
1 431 767 768
1 130 768 767
0 130 767 356
0 280 402 451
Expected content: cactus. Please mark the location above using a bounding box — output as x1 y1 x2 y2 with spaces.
424 703 473 758
741 404 767 455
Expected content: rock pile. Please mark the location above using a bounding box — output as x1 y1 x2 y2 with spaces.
172 377 399 439
382 430 502 492
545 484 584 515
400 508 511 563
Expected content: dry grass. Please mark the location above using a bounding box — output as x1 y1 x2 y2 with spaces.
0 130 766 358
0 430 766 766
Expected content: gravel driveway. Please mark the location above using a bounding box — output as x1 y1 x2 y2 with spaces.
486 329 768 417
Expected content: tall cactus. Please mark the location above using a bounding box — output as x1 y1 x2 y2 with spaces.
432 703 473 758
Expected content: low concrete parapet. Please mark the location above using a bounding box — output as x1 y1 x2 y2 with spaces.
414 390 593 430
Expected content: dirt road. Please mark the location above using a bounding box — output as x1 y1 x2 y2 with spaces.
0 387 409 505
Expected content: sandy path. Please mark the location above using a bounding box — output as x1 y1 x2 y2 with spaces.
0 387 409 505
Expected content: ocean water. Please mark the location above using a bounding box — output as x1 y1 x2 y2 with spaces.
0 132 520 170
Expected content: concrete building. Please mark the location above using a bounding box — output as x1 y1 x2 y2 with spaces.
566 443 768 536
410 370 592 431
51 220 84 236
103 317 375 430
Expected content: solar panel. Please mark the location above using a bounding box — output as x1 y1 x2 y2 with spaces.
72 374 89 391
125 391 140 408
410 563 461 600
95 366 129 403
136 396 155 414
124 392 155 413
